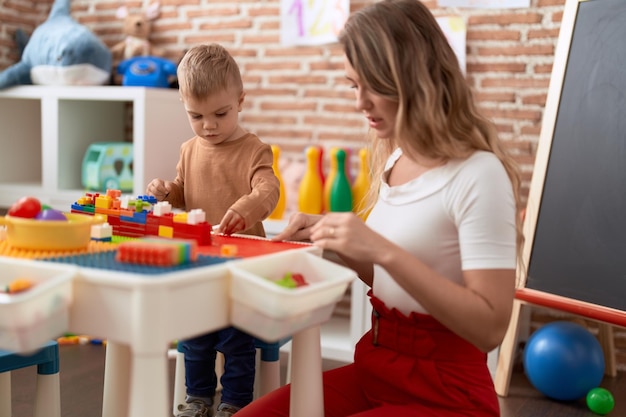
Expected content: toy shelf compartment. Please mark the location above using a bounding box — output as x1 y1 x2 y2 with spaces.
228 250 356 342
0 96 42 188
0 86 190 211
0 257 77 353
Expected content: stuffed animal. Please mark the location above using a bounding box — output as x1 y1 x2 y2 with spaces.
0 0 112 89
111 3 163 62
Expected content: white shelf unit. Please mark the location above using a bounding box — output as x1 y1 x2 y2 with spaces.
0 85 190 210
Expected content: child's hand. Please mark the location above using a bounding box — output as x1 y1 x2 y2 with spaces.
217 210 245 235
146 179 172 201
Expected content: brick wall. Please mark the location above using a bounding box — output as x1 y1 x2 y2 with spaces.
1 0 624 370
0 0 555 196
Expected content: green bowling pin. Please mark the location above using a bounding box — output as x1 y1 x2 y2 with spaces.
329 149 353 212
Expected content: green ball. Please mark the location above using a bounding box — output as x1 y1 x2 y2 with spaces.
586 387 615 415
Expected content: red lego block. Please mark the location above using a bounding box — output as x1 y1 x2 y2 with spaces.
173 222 211 246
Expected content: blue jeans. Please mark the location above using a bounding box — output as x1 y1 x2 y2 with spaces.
180 327 256 408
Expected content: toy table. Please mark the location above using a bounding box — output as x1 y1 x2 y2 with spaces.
40 234 351 417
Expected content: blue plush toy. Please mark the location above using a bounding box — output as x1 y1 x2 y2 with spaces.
0 0 112 89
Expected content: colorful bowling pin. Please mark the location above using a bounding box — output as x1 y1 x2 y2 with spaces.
329 149 353 212
317 146 326 187
323 147 340 212
343 147 354 185
352 148 371 219
268 144 286 220
298 146 323 214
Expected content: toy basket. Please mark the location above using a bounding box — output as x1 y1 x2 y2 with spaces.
228 250 355 341
0 258 77 353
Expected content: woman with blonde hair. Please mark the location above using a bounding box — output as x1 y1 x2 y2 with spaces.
239 0 522 415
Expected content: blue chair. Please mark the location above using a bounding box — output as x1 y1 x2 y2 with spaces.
0 340 61 417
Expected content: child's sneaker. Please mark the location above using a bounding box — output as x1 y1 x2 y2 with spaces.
176 399 212 417
215 402 241 417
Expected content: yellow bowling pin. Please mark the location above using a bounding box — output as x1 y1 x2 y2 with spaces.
268 144 286 220
352 148 371 219
323 147 340 213
298 146 323 214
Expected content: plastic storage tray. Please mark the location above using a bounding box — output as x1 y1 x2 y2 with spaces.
0 257 77 352
65 258 232 347
229 250 356 341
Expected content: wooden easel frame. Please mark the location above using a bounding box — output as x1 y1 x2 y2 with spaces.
494 0 624 396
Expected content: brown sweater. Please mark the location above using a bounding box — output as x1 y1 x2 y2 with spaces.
165 133 279 237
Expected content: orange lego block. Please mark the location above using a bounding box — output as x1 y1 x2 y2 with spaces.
3 277 34 293
220 244 238 257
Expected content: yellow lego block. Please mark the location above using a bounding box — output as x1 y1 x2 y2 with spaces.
158 225 174 238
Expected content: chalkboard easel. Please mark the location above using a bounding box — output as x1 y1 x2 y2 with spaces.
494 0 626 397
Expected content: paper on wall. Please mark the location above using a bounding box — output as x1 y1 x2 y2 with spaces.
438 0 530 8
280 0 349 46
436 16 467 75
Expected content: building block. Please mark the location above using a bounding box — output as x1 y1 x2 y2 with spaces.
72 190 212 246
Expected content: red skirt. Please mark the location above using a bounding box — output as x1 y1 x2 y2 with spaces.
237 294 500 417
338 294 500 416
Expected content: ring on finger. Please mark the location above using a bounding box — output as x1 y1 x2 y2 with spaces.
329 227 335 237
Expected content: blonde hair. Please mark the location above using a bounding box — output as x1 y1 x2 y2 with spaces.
177 43 243 99
340 0 523 254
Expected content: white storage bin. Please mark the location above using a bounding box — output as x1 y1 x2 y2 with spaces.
69 262 231 347
229 250 356 341
0 257 76 353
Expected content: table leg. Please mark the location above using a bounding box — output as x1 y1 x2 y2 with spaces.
0 372 11 417
128 352 170 417
289 325 323 417
173 349 187 415
102 341 131 417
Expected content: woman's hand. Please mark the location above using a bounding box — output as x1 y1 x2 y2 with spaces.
309 212 382 285
271 212 323 242
310 212 388 264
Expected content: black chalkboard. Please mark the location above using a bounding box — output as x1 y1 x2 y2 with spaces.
525 0 626 313
494 0 626 396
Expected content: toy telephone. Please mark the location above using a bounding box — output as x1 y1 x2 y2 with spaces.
117 56 177 88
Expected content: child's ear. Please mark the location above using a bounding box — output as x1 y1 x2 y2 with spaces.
238 91 246 110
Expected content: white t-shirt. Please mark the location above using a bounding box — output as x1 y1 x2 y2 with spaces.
367 148 516 316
